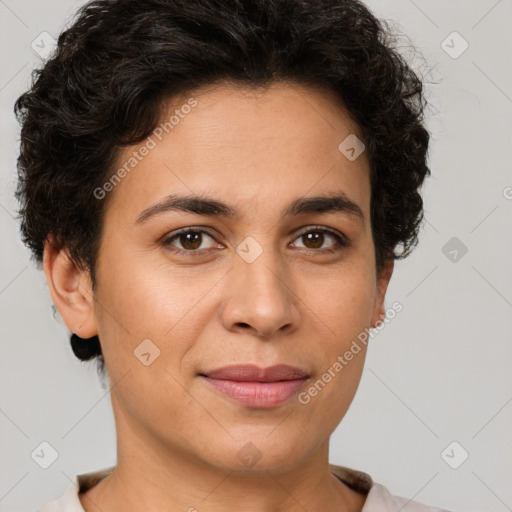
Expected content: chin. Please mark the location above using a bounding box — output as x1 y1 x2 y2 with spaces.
194 429 314 474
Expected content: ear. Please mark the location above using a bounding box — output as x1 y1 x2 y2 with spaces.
43 235 98 338
370 259 394 328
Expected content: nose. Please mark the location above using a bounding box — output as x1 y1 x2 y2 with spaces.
219 247 301 339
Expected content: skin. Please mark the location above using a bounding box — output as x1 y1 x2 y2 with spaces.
44 81 393 512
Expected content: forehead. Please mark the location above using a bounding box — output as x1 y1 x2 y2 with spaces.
102 81 371 226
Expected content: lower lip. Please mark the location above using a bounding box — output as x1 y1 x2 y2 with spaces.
201 377 308 408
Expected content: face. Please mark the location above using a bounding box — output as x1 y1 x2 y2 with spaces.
48 81 393 473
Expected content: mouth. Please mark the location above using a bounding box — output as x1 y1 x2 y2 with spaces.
198 364 310 408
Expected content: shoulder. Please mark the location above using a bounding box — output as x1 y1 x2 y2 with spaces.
366 481 450 511
36 478 81 512
36 467 115 512
36 464 450 512
329 464 450 512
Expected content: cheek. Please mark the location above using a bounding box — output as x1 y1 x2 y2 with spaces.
302 264 375 395
97 249 176 328
297 273 374 429
309 266 377 339
93 254 217 367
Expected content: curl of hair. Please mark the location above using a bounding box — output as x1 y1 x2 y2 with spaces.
15 0 431 366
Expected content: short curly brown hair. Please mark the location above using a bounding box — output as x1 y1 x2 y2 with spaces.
14 0 431 372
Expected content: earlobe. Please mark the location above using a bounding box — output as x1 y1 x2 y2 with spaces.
43 236 98 338
370 259 394 328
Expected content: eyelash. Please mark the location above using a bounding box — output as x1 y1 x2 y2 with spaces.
161 225 349 257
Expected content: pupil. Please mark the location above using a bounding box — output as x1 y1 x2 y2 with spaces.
305 232 323 249
182 232 201 250
178 231 325 251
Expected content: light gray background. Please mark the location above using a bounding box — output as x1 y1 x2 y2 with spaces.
1 1 511 511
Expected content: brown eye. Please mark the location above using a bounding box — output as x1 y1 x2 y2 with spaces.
301 231 325 249
291 227 349 253
162 229 219 253
178 231 203 250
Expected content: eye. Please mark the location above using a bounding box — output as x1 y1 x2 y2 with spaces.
290 226 349 253
161 228 222 255
161 225 349 257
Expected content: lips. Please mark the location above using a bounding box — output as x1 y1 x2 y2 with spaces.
199 364 310 408
201 364 309 382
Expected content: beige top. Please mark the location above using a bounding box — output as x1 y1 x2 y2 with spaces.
36 464 449 511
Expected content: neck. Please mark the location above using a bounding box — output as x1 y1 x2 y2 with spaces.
79 406 366 512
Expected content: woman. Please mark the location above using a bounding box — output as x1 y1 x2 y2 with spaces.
15 0 447 510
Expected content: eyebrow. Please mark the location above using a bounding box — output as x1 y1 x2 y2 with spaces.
135 192 365 225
